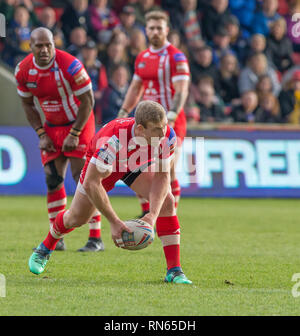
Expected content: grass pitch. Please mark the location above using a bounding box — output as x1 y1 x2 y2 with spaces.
0 196 300 316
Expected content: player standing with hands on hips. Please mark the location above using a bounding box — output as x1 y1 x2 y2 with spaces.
15 27 104 252
118 10 190 215
28 100 192 284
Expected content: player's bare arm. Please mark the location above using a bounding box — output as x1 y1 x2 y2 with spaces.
167 79 189 126
62 89 94 152
118 79 144 118
82 161 131 245
20 96 56 152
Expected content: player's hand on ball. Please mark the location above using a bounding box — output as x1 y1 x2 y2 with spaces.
111 219 132 248
39 134 56 152
62 134 79 152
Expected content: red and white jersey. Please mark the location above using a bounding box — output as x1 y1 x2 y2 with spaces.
80 118 177 184
15 49 92 125
133 42 190 112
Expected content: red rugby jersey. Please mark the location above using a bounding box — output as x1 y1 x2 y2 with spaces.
15 49 92 125
133 42 190 112
80 117 177 183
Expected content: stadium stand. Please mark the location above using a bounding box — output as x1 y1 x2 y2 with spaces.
0 0 300 125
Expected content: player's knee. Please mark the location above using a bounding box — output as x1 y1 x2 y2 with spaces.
45 173 64 191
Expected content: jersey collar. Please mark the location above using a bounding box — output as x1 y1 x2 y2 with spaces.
149 41 170 54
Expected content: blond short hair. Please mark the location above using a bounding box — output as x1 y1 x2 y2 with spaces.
145 10 169 24
135 101 166 128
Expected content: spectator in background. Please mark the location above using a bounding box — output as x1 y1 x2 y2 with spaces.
80 40 108 125
201 0 232 41
0 0 17 23
109 29 129 47
229 0 257 35
225 14 249 65
66 27 87 57
210 27 235 66
126 27 147 75
100 40 128 77
192 80 226 122
238 52 281 96
168 30 189 59
231 90 262 123
168 0 203 50
88 0 120 45
255 74 274 100
3 5 34 66
39 6 65 49
60 0 95 44
279 70 300 123
100 63 130 125
247 34 267 60
256 92 282 123
189 45 219 86
119 5 144 39
132 0 162 27
285 1 300 53
266 17 294 73
252 0 281 35
4 0 40 27
215 52 240 105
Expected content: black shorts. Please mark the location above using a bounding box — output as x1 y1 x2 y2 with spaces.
121 160 154 187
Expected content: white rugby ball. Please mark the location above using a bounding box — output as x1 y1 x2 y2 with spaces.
122 219 155 250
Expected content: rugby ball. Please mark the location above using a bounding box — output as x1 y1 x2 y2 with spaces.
122 219 155 250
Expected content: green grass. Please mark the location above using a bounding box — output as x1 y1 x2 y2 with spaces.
0 196 300 316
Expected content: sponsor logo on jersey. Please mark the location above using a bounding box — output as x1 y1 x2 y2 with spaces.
67 59 83 76
26 82 37 88
137 62 145 69
143 52 150 58
39 72 50 77
174 52 187 62
74 68 89 85
29 69 38 75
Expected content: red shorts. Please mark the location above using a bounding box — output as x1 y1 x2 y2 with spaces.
41 113 95 166
173 109 186 147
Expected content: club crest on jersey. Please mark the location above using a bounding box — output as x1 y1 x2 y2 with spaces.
29 69 38 75
137 62 145 69
67 59 83 76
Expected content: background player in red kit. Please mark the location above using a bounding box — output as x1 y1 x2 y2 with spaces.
15 27 103 252
28 101 192 285
118 10 190 215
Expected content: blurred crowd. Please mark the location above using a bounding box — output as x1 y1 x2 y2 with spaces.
1 0 300 125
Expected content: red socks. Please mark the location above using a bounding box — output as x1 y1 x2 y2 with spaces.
47 186 67 227
137 194 150 213
156 216 181 270
43 210 74 250
88 212 101 239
